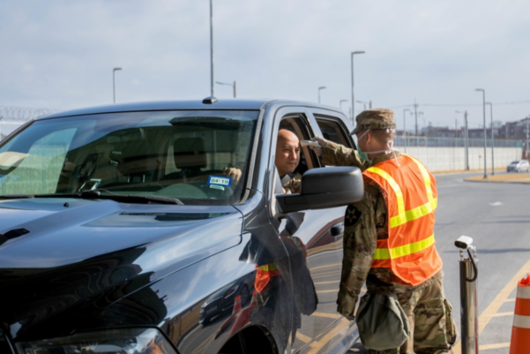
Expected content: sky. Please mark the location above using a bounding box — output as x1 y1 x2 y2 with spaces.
1 0 530 133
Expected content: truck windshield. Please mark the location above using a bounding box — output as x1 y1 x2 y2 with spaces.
0 110 259 205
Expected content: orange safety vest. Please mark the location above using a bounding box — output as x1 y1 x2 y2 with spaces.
254 263 280 293
363 154 442 286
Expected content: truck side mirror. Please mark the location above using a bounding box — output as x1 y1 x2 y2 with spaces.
276 166 364 214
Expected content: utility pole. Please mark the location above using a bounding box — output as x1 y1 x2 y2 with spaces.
526 116 530 160
486 102 494 175
475 88 487 179
413 100 419 136
465 111 469 170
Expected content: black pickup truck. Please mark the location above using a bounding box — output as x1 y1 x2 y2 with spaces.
0 98 363 354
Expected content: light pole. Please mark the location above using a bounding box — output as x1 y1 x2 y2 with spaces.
456 110 470 170
403 108 412 152
340 99 349 114
0 116 3 141
113 67 122 103
356 100 372 111
351 51 365 123
475 88 487 179
210 0 214 97
216 81 237 98
318 86 327 103
486 102 494 175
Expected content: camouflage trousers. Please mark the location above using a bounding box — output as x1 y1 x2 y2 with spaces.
366 271 457 354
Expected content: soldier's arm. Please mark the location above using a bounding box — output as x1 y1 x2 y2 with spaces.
336 190 377 320
321 141 369 171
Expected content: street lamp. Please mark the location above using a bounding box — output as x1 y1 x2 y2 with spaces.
475 88 487 179
351 51 365 122
403 108 412 152
340 99 349 113
356 100 371 111
113 67 122 103
486 102 494 175
456 110 470 170
216 81 237 98
318 86 327 103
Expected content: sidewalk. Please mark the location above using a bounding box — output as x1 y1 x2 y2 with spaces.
465 173 530 184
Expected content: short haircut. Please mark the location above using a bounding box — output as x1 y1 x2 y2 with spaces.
370 129 395 145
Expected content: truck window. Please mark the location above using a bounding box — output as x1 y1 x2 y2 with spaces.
314 114 353 148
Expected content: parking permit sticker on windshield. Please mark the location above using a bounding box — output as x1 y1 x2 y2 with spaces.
208 176 232 187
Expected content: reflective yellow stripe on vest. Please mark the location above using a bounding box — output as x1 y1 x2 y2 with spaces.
258 263 278 272
373 234 435 260
367 158 437 229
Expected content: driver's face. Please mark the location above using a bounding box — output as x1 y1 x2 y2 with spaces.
275 131 300 177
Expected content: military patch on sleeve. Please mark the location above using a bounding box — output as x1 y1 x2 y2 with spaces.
345 205 362 226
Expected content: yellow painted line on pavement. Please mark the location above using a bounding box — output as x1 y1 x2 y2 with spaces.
479 342 510 350
311 263 341 271
311 312 341 319
487 312 513 318
296 331 311 343
316 289 338 294
308 318 350 354
314 280 339 285
453 258 530 354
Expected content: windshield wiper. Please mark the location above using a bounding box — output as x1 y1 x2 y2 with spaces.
83 190 184 205
34 190 184 205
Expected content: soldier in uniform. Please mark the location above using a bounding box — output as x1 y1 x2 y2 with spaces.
311 109 456 354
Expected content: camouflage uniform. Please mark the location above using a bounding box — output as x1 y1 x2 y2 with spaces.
322 109 457 354
282 173 302 194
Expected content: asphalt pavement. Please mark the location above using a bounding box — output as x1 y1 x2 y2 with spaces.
351 170 530 353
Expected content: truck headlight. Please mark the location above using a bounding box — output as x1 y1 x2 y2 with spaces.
15 328 177 354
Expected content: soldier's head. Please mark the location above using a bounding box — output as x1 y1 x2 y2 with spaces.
352 109 396 158
275 129 300 177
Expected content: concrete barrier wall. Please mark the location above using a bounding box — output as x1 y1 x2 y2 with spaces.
393 146 522 172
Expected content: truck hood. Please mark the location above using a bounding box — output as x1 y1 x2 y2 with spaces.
0 198 243 338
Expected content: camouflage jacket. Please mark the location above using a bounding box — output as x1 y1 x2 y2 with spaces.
282 173 302 194
323 142 430 320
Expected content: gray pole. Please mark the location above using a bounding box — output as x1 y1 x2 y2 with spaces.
318 86 326 104
526 117 530 160
413 100 419 136
476 89 487 179
233 81 236 98
350 51 365 124
210 0 214 97
486 102 494 175
465 111 469 170
112 67 122 103
526 118 529 159
458 244 479 354
403 108 411 153
340 99 348 113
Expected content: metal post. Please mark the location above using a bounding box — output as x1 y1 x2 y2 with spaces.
526 117 530 160
233 81 237 98
210 0 214 97
476 89 487 178
112 67 122 103
526 118 529 160
487 102 494 175
414 100 419 136
456 236 479 354
351 51 365 123
318 86 326 103
403 108 411 153
465 111 470 170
